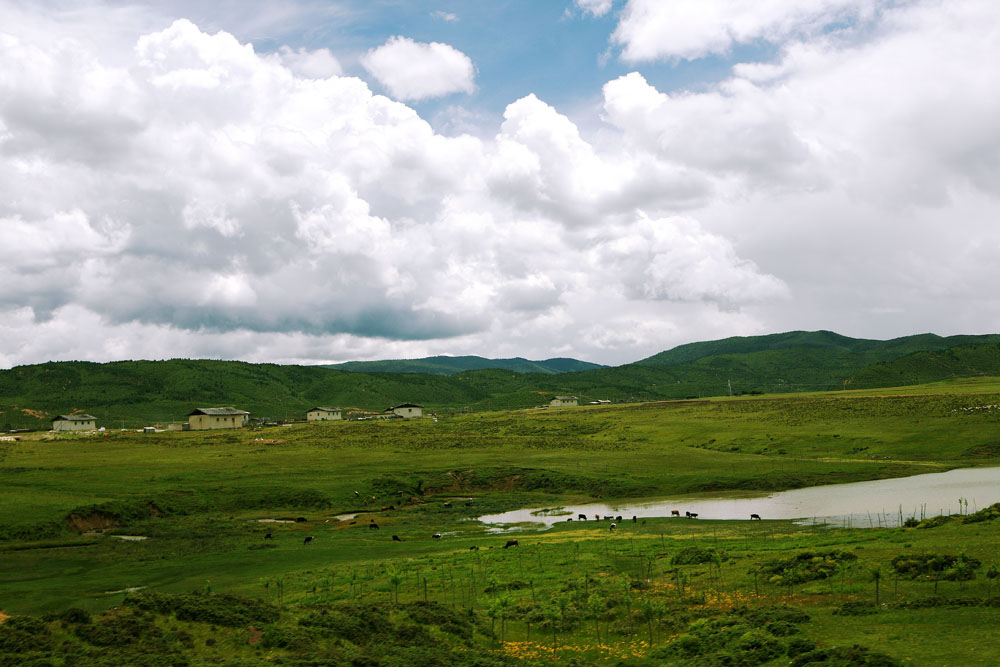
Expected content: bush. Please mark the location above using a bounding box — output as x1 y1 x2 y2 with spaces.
765 620 800 635
0 615 54 653
890 553 981 581
672 546 726 566
123 591 280 627
834 601 879 616
790 644 902 666
756 550 857 585
43 608 91 625
787 637 817 657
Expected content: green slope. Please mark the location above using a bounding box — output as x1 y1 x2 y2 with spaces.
5 332 1000 430
323 355 603 375
0 360 489 429
848 342 1000 389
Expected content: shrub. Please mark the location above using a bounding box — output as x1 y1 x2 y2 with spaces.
0 615 54 653
123 591 280 627
787 637 817 657
790 644 902 666
756 550 857 585
890 553 981 581
765 620 800 635
834 601 879 616
672 546 726 566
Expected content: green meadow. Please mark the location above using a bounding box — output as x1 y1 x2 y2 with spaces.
3 378 1000 665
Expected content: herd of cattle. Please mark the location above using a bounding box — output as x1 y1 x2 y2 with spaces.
269 508 764 545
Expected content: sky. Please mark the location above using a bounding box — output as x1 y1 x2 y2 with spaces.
1 0 999 368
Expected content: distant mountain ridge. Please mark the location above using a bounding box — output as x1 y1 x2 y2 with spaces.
4 331 1000 429
322 355 605 375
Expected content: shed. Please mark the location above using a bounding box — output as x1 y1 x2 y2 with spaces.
187 407 249 430
307 407 342 422
51 414 97 431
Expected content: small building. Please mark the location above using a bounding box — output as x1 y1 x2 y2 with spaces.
187 407 249 430
386 404 423 419
307 407 342 421
549 396 578 408
51 414 97 431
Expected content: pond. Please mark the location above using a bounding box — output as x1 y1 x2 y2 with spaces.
478 466 1000 530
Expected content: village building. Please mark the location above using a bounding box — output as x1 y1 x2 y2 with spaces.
187 407 249 430
307 407 342 421
385 404 424 419
51 414 97 431
549 396 579 408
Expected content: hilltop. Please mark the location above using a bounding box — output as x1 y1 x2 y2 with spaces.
323 355 604 375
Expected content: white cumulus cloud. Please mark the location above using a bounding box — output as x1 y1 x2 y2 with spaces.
612 0 875 61
361 36 476 101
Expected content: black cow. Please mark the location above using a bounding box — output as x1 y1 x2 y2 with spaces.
609 523 617 532
264 533 273 540
469 545 479 551
369 522 380 530
392 535 403 541
303 536 314 544
433 533 442 539
578 514 588 521
615 516 623 522
503 539 519 548
685 511 699 519
443 502 452 508
750 513 762 520
632 515 637 523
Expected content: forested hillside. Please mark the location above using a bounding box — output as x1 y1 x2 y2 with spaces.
4 331 1000 429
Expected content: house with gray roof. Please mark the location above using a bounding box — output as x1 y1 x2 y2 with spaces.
187 407 249 430
51 414 97 431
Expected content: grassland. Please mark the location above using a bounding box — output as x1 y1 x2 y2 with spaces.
3 379 1000 665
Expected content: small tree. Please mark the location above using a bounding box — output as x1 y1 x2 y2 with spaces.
987 565 999 601
586 592 604 645
871 567 882 605
387 568 403 604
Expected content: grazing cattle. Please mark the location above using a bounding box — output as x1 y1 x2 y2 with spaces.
685 511 699 519
566 517 574 522
354 490 360 496
295 517 307 523
503 539 519 548
671 510 680 517
750 513 761 520
465 500 474 506
443 502 452 508
369 523 380 530
594 514 600 520
632 515 637 523
615 516 623 522
469 545 479 551
609 523 617 532
392 535 403 542
264 533 273 540
603 515 614 521
349 521 357 525
578 514 588 521
303 536 314 544
433 533 442 539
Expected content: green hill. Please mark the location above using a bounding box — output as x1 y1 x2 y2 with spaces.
848 342 1000 389
5 331 1000 430
323 355 604 375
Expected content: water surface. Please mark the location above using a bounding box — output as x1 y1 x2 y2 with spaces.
478 466 1000 530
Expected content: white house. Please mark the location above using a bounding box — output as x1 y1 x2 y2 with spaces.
51 414 97 431
386 404 423 419
549 396 578 408
187 407 249 430
307 407 342 421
